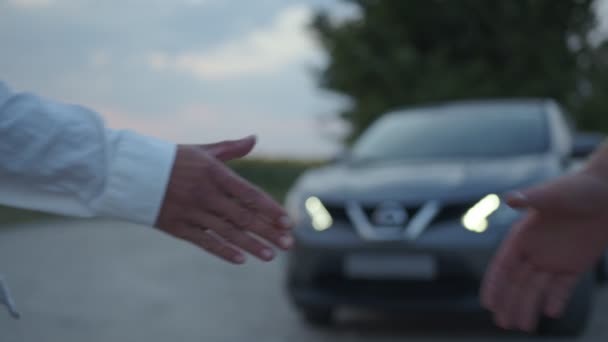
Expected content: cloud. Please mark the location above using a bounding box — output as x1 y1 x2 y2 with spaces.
89 50 111 68
0 0 348 158
182 0 212 6
147 4 322 80
8 0 53 9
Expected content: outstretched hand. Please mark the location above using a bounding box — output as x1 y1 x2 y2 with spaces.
481 165 608 332
155 136 294 264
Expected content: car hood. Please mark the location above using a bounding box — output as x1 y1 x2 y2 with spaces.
293 155 559 204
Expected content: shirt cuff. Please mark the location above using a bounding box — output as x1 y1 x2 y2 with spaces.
96 130 177 226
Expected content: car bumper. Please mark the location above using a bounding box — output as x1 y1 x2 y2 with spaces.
286 219 511 313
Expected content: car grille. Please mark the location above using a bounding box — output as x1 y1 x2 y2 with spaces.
325 205 349 223
430 203 475 225
324 202 475 231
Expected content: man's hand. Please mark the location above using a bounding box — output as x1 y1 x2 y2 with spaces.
155 136 293 264
481 166 608 332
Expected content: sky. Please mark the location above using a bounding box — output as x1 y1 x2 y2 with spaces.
0 0 357 159
2 0 608 159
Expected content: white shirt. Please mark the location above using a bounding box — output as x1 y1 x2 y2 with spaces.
0 81 176 226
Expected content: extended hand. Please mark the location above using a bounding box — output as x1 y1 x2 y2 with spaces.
481 166 608 332
155 136 293 264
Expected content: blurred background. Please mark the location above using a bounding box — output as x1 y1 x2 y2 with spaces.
3 0 608 341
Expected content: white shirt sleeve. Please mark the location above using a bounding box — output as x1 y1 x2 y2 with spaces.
0 81 177 226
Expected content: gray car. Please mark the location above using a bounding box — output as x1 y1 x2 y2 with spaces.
284 99 603 336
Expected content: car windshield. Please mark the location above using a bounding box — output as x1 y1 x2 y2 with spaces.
349 104 549 163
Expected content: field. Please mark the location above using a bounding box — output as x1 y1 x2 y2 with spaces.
228 158 323 202
0 159 322 225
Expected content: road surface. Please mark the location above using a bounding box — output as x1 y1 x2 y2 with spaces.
0 219 606 341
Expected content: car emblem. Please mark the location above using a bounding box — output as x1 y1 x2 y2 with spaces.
371 201 408 227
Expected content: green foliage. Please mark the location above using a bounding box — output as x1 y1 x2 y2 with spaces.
0 205 54 226
313 0 608 141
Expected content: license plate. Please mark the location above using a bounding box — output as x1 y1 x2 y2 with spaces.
344 254 437 280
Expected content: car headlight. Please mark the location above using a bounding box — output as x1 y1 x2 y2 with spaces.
461 194 501 233
304 196 333 231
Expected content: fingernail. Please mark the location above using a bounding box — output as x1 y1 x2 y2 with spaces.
279 235 294 249
278 216 292 229
510 191 528 202
234 254 246 264
261 249 275 260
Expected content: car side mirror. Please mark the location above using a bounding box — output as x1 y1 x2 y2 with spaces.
572 132 605 159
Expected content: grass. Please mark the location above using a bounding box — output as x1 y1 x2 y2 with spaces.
0 159 323 225
0 206 55 226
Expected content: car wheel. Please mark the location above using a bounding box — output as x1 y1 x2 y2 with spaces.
538 272 594 337
301 307 334 327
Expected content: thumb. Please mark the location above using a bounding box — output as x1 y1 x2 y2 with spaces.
199 135 257 162
505 180 565 212
505 191 533 209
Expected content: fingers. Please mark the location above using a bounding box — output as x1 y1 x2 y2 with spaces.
544 274 577 318
481 215 537 329
482 215 535 307
513 269 551 332
506 178 564 209
490 256 529 329
481 246 509 310
210 163 291 229
199 135 257 162
506 175 582 213
210 196 294 250
481 256 518 321
506 188 554 210
484 258 549 333
480 254 510 311
178 224 246 264
189 211 277 261
482 257 577 332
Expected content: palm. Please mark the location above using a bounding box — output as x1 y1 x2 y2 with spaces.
509 212 608 275
481 169 608 332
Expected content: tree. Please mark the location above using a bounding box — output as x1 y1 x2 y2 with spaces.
313 0 608 142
